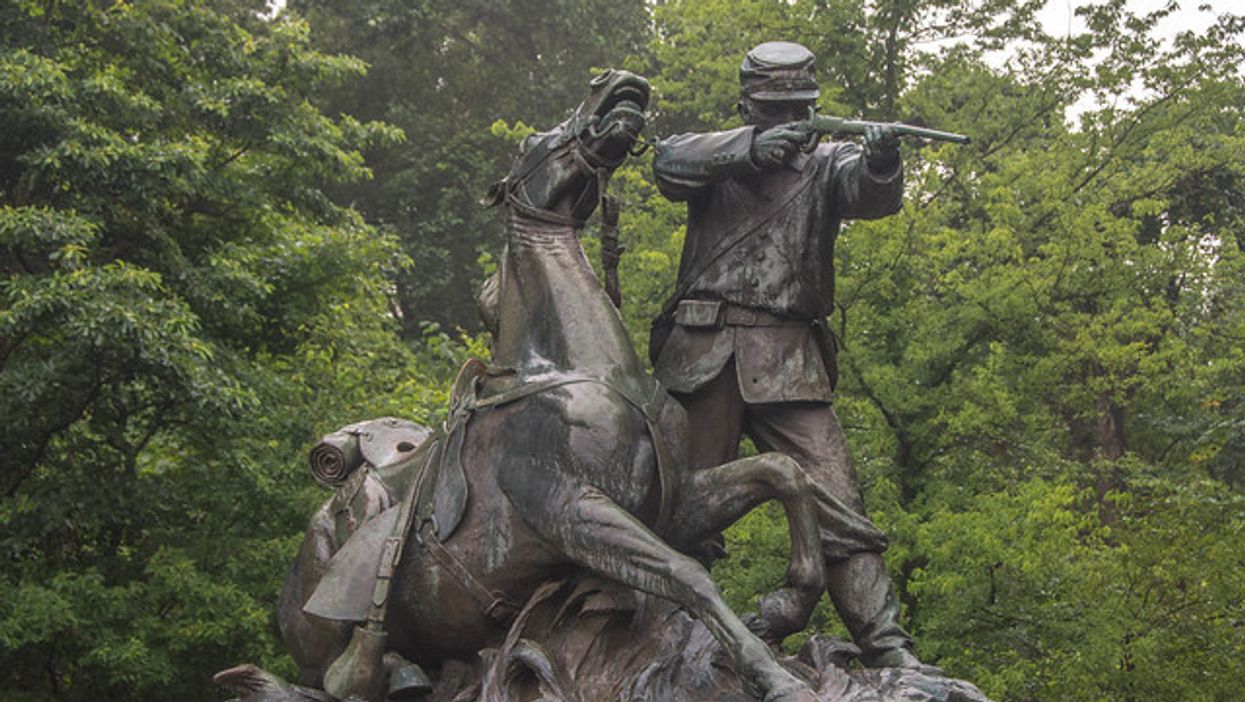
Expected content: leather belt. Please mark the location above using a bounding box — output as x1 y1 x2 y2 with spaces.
722 303 811 328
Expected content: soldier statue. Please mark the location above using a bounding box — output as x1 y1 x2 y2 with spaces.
650 40 925 669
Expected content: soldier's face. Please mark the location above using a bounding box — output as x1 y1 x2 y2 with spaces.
741 98 813 131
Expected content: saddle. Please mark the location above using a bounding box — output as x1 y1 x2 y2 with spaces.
302 360 491 623
304 358 678 626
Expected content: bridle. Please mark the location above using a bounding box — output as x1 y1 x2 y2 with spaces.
499 113 644 229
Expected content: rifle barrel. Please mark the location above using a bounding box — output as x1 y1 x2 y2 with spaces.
808 115 971 145
888 122 971 145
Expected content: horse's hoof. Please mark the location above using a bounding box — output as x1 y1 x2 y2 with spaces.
862 646 944 676
750 588 816 646
743 612 782 648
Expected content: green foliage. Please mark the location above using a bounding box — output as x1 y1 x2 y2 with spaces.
0 2 468 700
644 0 1047 134
907 473 1245 701
4 1 1245 701
830 6 1245 496
288 0 651 336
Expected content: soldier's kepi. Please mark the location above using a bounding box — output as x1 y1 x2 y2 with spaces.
651 40 953 670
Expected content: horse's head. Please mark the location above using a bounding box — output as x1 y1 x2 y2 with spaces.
492 69 650 224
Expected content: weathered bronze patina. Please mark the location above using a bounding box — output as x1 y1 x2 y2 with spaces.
252 69 828 702
649 40 946 670
216 57 991 702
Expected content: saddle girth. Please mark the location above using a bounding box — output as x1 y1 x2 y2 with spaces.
365 360 678 633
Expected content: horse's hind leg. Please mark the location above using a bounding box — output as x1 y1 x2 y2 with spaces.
497 461 815 702
663 453 825 645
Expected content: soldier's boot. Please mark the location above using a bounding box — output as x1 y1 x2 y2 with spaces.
824 551 937 672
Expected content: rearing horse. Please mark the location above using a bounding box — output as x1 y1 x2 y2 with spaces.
275 70 824 702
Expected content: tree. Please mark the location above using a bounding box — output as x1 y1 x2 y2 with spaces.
827 3 1245 697
288 0 651 336
0 2 463 700
5 1 1244 700
624 2 1245 698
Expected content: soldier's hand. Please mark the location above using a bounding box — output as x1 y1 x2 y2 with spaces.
863 123 900 174
751 123 807 168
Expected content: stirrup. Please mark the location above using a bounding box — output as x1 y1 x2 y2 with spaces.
385 653 433 699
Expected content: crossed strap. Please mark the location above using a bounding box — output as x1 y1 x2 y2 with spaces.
461 371 675 532
365 368 678 631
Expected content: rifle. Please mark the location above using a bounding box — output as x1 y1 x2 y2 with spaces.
798 107 971 148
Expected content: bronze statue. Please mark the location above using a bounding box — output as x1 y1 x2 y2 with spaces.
649 41 939 669
462 575 990 702
264 69 828 702
215 59 992 702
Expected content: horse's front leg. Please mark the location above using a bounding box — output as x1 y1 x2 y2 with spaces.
664 452 826 646
497 459 816 702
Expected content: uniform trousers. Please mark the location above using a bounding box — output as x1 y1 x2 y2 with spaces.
672 357 912 659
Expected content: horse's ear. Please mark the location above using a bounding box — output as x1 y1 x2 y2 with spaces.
480 179 507 208
520 133 542 154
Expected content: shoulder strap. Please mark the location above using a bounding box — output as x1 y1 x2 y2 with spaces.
659 163 821 317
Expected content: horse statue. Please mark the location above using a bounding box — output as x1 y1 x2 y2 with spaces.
222 69 830 702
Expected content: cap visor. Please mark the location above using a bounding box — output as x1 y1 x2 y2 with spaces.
748 89 820 101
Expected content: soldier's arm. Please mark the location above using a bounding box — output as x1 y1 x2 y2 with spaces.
827 130 904 221
652 126 759 201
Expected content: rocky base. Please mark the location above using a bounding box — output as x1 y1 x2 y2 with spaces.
217 578 992 702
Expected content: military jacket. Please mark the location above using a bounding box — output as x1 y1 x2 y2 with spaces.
652 125 902 402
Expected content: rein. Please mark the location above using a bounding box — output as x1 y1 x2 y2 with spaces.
499 125 638 308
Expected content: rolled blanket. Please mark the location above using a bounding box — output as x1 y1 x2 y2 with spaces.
309 430 364 488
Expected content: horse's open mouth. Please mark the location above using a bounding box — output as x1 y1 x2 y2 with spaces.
597 79 650 120
588 80 649 144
